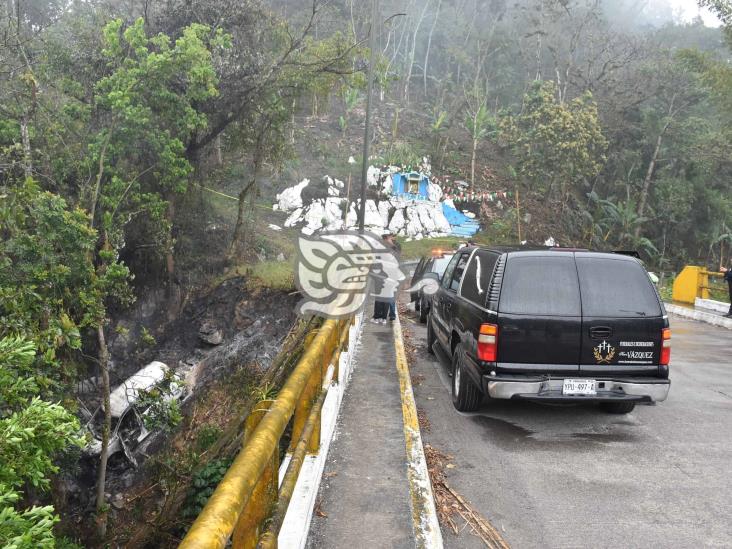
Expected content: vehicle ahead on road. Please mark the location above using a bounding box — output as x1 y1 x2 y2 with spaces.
410 250 455 322
426 246 671 414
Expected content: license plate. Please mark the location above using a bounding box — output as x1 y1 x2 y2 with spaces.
562 379 597 396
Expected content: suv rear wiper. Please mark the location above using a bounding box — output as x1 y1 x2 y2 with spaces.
619 309 646 316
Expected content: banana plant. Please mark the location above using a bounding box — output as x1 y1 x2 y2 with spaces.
339 87 360 134
586 193 658 256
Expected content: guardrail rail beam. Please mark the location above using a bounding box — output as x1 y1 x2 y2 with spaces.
179 317 352 549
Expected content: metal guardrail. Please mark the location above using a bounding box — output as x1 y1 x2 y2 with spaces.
672 265 725 304
179 317 353 549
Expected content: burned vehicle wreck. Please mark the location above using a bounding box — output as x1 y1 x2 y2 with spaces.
81 361 186 468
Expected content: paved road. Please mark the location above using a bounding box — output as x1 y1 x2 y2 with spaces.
403 309 732 549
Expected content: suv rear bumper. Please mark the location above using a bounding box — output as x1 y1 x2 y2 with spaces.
483 375 670 403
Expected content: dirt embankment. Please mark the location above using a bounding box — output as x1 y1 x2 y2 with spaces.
63 274 299 546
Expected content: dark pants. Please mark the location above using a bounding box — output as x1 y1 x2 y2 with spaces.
728 281 732 315
374 300 388 319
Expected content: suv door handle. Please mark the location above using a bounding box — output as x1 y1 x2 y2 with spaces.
589 326 613 339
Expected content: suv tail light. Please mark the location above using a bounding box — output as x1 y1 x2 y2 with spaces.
477 323 498 362
660 328 671 365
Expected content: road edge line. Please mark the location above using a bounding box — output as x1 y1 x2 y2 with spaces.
393 312 444 549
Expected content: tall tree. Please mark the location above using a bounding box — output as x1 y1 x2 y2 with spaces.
499 80 607 203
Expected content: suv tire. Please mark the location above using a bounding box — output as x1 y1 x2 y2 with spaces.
451 346 481 412
426 315 436 355
419 295 428 323
600 401 635 414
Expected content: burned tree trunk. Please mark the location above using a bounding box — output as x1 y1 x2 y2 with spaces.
95 324 111 539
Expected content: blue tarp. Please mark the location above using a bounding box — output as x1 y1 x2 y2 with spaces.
442 202 474 225
442 202 480 236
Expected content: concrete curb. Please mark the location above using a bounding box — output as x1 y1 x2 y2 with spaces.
665 303 732 330
278 313 364 549
392 313 444 549
694 298 730 315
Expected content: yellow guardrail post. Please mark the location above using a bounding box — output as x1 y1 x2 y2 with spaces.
672 266 702 303
700 270 710 299
331 320 349 382
287 321 324 453
289 340 322 455
672 266 724 304
232 401 278 549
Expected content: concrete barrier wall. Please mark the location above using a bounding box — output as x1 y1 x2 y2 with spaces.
665 303 732 330
694 298 730 314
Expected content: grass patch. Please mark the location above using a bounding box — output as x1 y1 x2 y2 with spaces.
246 260 295 291
211 259 295 292
398 237 462 260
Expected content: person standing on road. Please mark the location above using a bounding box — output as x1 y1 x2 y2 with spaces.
383 233 401 321
371 298 388 324
721 261 732 317
371 233 399 324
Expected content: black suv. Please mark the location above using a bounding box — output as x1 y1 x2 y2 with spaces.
426 246 671 414
410 251 455 322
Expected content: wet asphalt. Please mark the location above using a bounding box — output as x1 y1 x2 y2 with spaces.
403 310 732 549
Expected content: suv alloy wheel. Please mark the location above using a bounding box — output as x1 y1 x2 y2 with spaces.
451 344 481 412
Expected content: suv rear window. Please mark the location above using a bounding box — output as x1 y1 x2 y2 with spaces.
460 251 499 307
499 256 581 316
576 257 661 317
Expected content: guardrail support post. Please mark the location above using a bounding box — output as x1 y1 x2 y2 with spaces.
290 362 319 455
233 401 278 549
699 270 710 299
331 321 344 381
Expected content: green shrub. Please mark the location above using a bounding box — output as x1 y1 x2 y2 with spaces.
182 458 233 518
195 424 223 453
